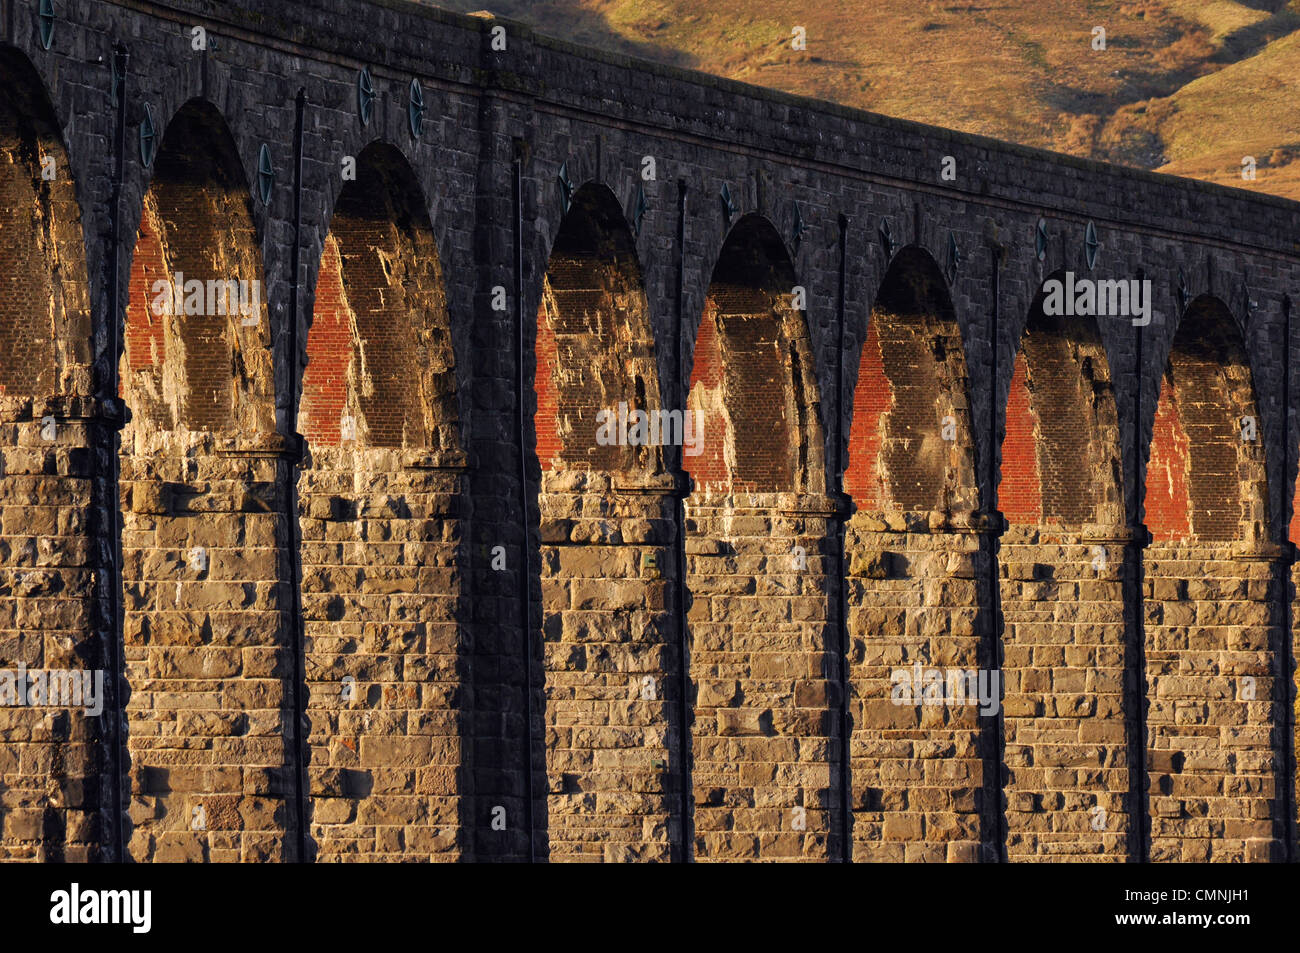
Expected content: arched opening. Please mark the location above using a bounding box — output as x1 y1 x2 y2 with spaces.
119 100 286 862
122 103 273 434
1145 298 1265 545
534 188 662 478
0 49 96 862
298 143 465 861
0 50 86 397
843 246 984 863
684 213 834 861
532 183 676 862
687 218 821 496
1143 295 1277 862
845 247 973 512
1000 275 1128 861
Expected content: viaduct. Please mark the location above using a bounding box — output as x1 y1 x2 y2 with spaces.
1 0 1299 863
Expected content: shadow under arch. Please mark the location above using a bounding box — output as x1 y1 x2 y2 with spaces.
1142 292 1282 862
683 211 841 862
122 97 274 432
847 244 974 512
688 212 825 495
118 97 294 862
296 140 468 861
525 180 684 862
534 182 665 475
1002 270 1125 528
301 140 462 451
999 269 1133 862
0 45 98 862
843 242 995 863
1145 295 1267 544
0 46 92 397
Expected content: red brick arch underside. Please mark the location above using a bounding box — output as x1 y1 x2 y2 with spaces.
300 142 458 453
122 98 273 433
0 49 90 399
1002 274 1123 529
686 213 825 494
533 183 661 476
1144 295 1266 543
846 245 973 514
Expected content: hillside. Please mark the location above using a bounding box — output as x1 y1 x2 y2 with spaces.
428 0 1300 201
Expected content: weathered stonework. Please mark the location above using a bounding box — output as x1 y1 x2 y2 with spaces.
0 0 1299 863
999 300 1131 860
298 449 466 861
0 46 109 862
1140 296 1280 862
539 475 678 862
297 142 468 861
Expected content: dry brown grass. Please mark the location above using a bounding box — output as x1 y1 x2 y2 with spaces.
431 0 1300 200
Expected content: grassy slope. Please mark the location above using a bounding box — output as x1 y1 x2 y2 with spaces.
1148 26 1300 196
429 0 1300 200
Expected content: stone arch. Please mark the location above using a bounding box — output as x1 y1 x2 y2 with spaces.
1002 273 1125 529
118 99 291 862
0 48 90 398
122 99 273 433
297 141 467 861
531 181 677 862
686 213 825 495
1143 293 1279 862
845 243 986 862
1145 296 1267 544
300 142 459 454
534 183 664 477
999 272 1129 861
0 47 99 862
846 245 973 512
684 212 837 861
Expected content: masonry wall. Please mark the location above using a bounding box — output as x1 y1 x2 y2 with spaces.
297 145 467 861
118 102 294 863
0 49 104 861
844 253 988 861
684 220 840 861
1142 299 1280 862
532 186 680 861
297 448 466 861
0 0 1299 863
999 304 1131 860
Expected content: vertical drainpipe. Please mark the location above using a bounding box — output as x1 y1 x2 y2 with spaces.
833 214 852 863
673 178 692 862
285 88 309 863
512 142 536 863
105 42 129 863
1280 294 1296 861
1129 299 1150 863
984 243 1007 862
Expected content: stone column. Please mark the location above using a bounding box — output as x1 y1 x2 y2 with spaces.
121 432 297 862
0 395 116 861
847 508 987 862
1145 539 1283 861
539 470 680 861
687 490 840 861
1001 523 1133 860
300 447 469 861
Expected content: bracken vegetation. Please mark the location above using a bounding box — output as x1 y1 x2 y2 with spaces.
432 0 1300 200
